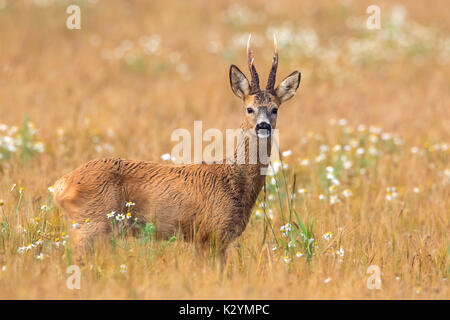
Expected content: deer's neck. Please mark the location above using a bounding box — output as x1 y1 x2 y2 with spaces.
228 126 272 214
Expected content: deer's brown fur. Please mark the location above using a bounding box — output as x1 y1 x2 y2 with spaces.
53 36 301 259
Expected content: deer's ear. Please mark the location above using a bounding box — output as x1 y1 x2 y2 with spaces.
229 65 250 99
275 71 301 103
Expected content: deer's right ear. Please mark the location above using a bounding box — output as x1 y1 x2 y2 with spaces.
229 65 250 99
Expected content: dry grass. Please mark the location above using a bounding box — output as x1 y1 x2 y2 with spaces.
0 0 449 299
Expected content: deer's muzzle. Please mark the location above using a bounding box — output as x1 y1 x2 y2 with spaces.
255 122 271 138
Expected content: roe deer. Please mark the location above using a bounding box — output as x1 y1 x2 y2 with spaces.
53 35 301 260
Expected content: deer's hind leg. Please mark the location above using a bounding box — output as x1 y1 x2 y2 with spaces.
63 200 118 263
69 225 92 264
69 214 114 263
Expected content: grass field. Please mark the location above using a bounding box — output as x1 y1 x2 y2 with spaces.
0 0 449 299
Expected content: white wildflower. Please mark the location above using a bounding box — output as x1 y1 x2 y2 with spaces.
282 150 292 157
342 189 352 198
161 153 171 161
116 213 125 222
300 159 310 166
343 160 353 169
330 195 340 205
125 201 135 207
322 232 333 241
336 247 345 257
356 148 365 156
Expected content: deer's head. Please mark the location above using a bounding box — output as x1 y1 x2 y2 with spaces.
230 35 301 138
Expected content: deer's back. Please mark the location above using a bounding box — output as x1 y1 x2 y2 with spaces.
53 158 244 240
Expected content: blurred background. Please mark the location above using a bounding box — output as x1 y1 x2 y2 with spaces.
1 0 449 173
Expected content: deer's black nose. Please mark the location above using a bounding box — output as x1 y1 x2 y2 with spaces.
255 122 271 136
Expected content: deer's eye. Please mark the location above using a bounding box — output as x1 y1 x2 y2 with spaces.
272 108 278 115
247 108 254 114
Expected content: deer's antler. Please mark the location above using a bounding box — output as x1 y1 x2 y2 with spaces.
266 33 278 94
247 34 260 94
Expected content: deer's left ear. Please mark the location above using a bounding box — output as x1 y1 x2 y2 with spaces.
275 71 301 103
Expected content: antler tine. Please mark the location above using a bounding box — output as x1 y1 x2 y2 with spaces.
246 34 260 94
246 34 253 73
266 33 279 93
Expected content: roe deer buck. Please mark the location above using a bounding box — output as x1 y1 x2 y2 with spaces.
53 35 301 260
